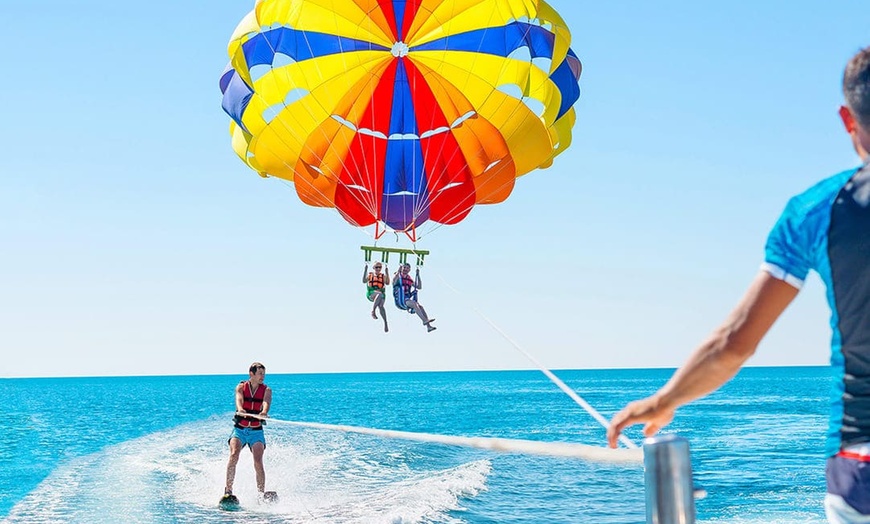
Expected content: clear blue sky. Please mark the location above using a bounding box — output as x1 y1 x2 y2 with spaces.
0 1 866 378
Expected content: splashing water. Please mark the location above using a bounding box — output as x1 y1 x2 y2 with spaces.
4 418 490 524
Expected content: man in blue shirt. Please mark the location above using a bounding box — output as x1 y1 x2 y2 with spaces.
607 46 870 523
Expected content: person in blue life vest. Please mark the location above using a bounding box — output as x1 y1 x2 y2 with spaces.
606 46 870 524
223 362 272 502
364 261 390 332
393 262 436 332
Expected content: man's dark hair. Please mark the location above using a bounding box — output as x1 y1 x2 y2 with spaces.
249 362 265 374
844 46 870 128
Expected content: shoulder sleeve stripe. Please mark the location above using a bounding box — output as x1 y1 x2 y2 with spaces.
761 262 804 289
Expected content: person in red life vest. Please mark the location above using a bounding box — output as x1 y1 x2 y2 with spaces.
223 362 273 500
393 262 436 332
363 261 390 332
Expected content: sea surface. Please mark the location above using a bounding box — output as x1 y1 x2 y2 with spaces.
0 367 831 523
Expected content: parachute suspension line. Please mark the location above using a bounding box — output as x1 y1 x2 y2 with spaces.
269 175 389 254
418 3 569 236
332 26 377 221
237 413 642 464
413 116 542 243
360 7 394 229
411 60 479 238
412 11 497 230
406 149 517 243
417 7 498 229
416 39 540 233
243 100 380 238
244 21 382 230
232 72 373 231
436 275 639 451
410 82 542 241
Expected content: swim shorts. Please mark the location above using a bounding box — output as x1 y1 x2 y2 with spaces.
229 426 266 449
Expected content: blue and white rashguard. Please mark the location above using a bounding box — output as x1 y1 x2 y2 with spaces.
764 164 870 512
764 164 870 455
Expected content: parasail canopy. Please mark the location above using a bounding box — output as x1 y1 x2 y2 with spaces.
221 0 582 238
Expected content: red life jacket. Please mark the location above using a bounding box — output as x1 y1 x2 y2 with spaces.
399 274 414 295
234 381 266 429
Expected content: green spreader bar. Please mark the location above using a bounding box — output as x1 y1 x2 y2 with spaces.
361 246 429 266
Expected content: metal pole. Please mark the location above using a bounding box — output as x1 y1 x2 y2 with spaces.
643 435 696 524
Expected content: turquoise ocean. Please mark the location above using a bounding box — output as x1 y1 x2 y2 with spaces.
1 367 830 523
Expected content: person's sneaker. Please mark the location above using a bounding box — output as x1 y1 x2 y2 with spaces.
384 323 389 333
427 325 437 333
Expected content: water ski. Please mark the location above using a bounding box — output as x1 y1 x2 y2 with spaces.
219 491 277 510
218 494 240 511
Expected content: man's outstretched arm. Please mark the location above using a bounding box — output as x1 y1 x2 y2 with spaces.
606 270 799 447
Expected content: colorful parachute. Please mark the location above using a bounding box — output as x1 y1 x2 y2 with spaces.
220 0 581 239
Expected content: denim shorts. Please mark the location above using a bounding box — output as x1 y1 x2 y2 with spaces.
229 426 266 449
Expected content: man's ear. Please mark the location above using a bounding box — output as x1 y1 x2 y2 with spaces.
840 105 857 133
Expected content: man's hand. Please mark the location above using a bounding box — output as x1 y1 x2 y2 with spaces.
606 395 675 448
